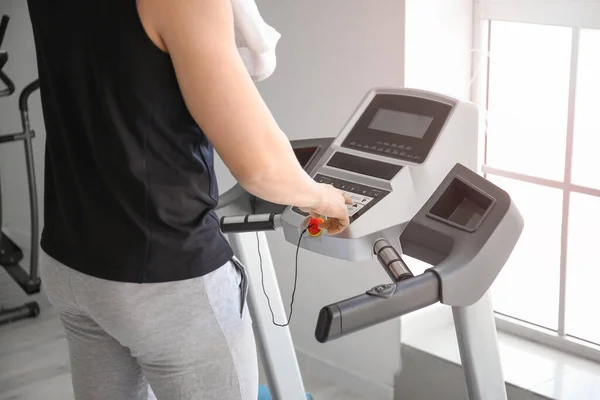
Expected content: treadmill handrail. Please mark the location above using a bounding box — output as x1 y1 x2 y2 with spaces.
315 272 440 343
220 213 283 233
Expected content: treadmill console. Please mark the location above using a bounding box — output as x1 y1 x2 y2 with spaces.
289 88 461 226
340 93 453 164
326 152 402 180
280 88 479 261
293 174 390 222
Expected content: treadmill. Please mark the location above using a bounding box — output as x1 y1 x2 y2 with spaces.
216 87 524 400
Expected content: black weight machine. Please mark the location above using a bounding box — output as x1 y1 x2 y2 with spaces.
0 14 42 326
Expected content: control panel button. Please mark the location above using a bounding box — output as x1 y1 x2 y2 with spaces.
292 174 390 223
346 202 364 217
366 283 397 298
345 192 370 204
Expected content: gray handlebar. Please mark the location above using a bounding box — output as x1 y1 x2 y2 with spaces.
315 272 440 343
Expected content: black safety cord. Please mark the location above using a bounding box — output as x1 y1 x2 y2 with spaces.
251 194 311 327
256 228 308 327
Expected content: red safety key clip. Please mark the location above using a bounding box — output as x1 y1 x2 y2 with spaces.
307 217 325 237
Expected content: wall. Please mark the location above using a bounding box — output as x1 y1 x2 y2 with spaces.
0 0 45 247
405 0 474 98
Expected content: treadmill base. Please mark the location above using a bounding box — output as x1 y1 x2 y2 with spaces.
0 232 24 266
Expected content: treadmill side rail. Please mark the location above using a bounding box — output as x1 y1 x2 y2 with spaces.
315 272 439 343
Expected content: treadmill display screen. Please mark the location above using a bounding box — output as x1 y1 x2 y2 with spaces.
294 146 319 169
326 151 402 181
369 109 433 139
341 94 454 164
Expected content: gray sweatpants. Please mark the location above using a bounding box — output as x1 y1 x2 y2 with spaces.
40 251 259 400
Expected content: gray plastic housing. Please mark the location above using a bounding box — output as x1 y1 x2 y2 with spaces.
400 163 524 307
216 137 334 217
315 163 524 341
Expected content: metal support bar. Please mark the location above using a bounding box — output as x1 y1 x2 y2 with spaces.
558 27 580 336
0 15 9 46
23 128 39 281
227 231 307 400
0 130 36 144
452 291 507 400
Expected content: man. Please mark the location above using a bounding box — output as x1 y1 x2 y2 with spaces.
27 0 350 399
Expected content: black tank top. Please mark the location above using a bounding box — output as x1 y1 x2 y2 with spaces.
27 0 233 283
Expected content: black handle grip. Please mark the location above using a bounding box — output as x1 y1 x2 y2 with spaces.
220 213 281 234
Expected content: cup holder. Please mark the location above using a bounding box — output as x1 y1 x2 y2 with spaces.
427 177 495 232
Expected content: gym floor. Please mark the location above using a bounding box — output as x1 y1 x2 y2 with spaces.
0 267 367 400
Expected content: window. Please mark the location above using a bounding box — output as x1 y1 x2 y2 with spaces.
565 28 600 344
475 1 600 357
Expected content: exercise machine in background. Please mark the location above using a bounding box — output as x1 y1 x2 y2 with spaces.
217 88 524 400
0 14 42 326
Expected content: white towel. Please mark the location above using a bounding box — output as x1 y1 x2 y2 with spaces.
232 0 281 82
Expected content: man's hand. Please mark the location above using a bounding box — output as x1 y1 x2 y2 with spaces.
300 184 352 235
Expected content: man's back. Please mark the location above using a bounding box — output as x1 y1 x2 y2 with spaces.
27 0 233 283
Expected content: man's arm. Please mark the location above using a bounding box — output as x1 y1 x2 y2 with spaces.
137 0 335 211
